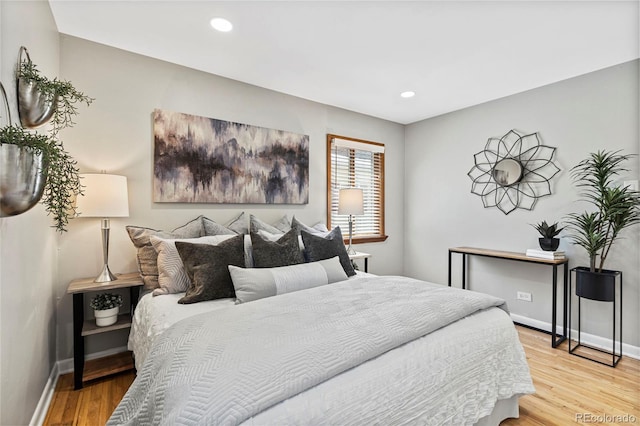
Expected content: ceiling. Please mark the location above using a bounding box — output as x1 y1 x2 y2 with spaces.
48 1 639 125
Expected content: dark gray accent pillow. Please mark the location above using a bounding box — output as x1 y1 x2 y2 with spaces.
175 234 245 304
301 227 356 276
126 217 204 291
251 228 305 268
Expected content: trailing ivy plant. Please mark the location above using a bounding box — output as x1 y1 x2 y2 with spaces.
17 59 94 137
0 125 82 232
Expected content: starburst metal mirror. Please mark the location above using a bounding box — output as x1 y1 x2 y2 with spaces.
467 130 560 215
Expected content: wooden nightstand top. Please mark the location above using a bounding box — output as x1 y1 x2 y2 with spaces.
67 272 142 294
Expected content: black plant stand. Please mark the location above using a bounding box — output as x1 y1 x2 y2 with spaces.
568 267 622 367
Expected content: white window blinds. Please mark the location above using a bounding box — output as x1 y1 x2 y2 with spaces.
328 135 385 240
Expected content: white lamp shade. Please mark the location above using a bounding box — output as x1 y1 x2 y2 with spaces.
338 188 364 215
76 174 129 217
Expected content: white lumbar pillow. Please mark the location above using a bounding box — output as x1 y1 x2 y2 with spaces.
229 256 347 303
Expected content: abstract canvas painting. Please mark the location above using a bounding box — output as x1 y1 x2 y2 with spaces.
153 109 309 204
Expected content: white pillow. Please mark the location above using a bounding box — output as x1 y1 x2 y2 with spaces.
150 235 235 296
229 256 348 303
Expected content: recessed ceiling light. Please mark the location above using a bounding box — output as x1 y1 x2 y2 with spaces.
210 17 233 32
400 91 415 98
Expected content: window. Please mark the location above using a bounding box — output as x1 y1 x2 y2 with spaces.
327 134 387 243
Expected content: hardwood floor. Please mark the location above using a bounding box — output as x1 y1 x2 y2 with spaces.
44 326 639 425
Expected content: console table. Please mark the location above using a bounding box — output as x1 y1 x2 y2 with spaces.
448 246 568 348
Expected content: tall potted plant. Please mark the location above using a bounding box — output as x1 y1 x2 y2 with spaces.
565 150 640 301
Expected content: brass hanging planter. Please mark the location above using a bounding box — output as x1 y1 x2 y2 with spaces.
16 46 58 129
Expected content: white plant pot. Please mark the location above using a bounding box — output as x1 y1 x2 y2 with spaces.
94 306 119 327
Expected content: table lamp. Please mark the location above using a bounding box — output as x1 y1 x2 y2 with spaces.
338 188 363 255
75 173 129 282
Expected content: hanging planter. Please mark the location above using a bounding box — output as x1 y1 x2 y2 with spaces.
0 81 84 230
17 47 57 128
0 46 94 231
0 133 49 217
16 46 93 136
0 82 48 217
0 123 83 230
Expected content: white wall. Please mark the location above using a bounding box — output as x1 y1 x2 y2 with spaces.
0 1 60 424
405 60 640 347
55 36 405 360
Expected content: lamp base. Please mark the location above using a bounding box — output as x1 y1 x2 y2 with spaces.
94 263 117 283
347 246 357 255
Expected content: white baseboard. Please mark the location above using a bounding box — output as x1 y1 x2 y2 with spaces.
29 362 59 426
511 313 640 360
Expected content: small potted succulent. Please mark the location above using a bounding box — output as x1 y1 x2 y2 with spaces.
89 293 123 327
532 220 563 251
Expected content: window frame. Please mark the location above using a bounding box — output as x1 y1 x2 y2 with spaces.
326 133 388 244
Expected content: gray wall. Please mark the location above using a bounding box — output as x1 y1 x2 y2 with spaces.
405 60 640 346
55 36 405 360
0 1 59 424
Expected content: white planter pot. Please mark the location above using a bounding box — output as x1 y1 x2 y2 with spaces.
94 306 119 327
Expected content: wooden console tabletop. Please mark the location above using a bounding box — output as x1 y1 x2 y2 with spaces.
448 246 568 265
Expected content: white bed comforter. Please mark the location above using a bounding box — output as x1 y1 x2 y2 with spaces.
111 276 534 425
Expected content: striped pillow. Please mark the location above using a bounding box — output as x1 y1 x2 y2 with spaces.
150 235 235 296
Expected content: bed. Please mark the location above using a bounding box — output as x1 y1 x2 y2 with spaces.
114 216 534 424
109 273 534 425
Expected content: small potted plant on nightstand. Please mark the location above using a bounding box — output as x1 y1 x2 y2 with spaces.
532 220 563 251
90 293 123 327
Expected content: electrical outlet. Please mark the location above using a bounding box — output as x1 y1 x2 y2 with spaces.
623 180 639 191
517 291 532 302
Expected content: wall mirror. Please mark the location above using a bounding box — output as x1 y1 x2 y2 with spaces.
468 129 560 215
492 158 523 187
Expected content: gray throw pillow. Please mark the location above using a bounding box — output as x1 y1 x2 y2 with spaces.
251 228 305 268
291 215 329 236
202 213 244 236
249 214 291 234
175 234 245 304
301 227 356 276
227 212 249 234
126 217 204 291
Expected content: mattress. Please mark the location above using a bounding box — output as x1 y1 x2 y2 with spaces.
118 274 534 425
